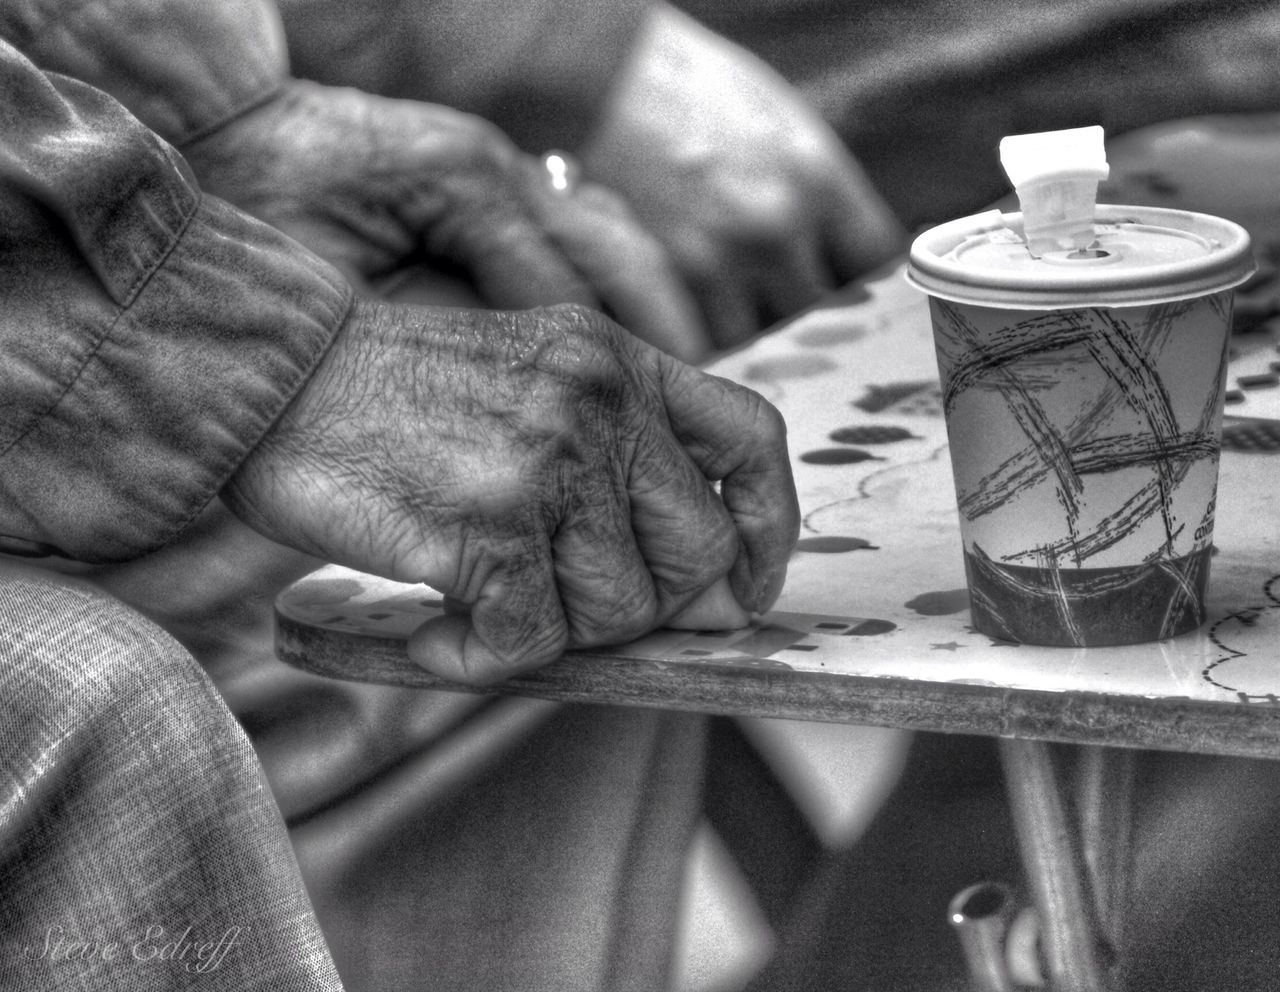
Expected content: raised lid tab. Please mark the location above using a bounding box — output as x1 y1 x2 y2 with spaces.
1000 126 1109 256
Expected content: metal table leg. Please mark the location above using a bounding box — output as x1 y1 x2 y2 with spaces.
947 738 1138 990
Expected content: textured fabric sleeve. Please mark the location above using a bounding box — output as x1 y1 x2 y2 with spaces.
0 39 353 562
0 0 288 144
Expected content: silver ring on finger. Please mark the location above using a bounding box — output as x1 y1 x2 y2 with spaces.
541 149 583 196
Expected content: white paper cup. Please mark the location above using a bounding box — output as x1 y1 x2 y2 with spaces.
907 205 1254 646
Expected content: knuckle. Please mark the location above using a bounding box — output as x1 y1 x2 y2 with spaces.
519 305 633 382
461 582 570 682
568 583 658 646
727 185 808 244
728 381 786 441
538 301 610 335
697 384 789 474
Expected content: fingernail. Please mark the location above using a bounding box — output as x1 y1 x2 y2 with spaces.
752 566 788 614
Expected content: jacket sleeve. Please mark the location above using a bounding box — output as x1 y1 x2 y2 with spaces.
0 37 353 562
0 0 288 145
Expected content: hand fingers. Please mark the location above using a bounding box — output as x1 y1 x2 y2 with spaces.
624 424 743 622
529 181 714 363
665 576 751 631
549 485 666 646
665 158 904 346
409 459 735 681
820 163 908 284
689 272 761 352
433 201 600 311
690 237 835 349
753 235 838 325
653 356 799 613
406 537 569 685
407 451 733 678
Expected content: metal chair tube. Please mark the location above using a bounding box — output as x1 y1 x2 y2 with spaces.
998 738 1112 992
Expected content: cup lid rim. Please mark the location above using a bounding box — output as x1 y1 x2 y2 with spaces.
905 204 1255 308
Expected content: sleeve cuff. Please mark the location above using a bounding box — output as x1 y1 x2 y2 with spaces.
1 193 353 562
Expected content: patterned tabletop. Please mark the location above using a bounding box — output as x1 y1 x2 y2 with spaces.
277 118 1280 758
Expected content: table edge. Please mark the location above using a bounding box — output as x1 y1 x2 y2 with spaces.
275 611 1280 760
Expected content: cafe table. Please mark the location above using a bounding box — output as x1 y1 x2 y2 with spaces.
275 125 1280 992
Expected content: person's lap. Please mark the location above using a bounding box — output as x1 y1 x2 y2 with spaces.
4 505 707 990
0 556 343 990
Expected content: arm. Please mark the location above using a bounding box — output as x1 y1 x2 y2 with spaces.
0 29 799 676
0 35 349 560
11 0 708 360
273 0 906 350
578 2 906 348
224 297 799 682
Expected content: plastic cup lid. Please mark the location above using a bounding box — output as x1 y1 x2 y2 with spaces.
905 204 1255 308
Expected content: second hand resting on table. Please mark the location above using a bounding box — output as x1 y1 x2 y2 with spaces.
182 80 708 363
272 0 907 358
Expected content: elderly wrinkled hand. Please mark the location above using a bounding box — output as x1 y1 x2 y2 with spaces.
223 300 799 684
580 3 907 351
183 80 708 361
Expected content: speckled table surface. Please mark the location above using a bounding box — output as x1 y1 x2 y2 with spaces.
277 118 1280 759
